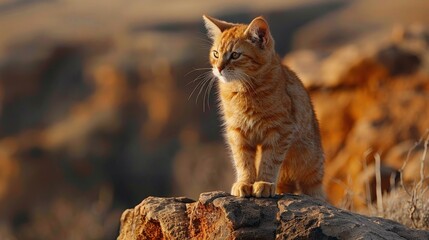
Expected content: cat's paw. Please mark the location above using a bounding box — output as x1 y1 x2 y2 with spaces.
231 181 253 197
252 181 275 198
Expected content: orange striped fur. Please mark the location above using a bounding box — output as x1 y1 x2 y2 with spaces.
203 15 325 199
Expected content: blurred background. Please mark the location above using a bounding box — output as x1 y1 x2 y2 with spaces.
1 0 429 239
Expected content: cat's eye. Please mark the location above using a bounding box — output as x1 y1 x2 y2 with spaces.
231 52 241 60
212 50 219 58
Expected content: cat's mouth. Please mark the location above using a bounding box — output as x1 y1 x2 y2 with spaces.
212 68 234 83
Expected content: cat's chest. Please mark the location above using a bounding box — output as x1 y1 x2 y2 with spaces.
224 92 262 112
222 93 274 125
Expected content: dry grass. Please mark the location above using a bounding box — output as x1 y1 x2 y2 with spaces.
367 131 429 230
333 131 429 230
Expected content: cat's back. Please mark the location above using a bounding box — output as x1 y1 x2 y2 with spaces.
281 65 317 131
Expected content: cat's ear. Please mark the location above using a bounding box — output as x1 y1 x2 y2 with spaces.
245 16 271 49
203 15 235 40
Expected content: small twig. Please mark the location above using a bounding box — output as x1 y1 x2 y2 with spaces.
400 138 422 196
389 172 397 192
347 175 355 212
409 192 418 228
375 153 384 216
422 185 429 195
363 149 373 206
407 130 429 229
416 132 429 191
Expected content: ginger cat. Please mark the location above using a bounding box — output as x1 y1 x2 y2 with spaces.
203 15 325 200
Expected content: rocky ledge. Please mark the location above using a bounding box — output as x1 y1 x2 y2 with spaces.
117 191 429 240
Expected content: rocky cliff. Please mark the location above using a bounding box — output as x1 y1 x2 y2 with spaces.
117 191 429 240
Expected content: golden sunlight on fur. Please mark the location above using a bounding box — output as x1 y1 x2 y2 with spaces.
203 15 325 199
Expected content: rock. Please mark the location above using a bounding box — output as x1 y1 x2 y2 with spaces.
284 24 429 89
117 191 429 240
282 25 429 209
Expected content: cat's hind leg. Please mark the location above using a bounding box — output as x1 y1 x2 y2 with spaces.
276 178 297 195
299 177 326 201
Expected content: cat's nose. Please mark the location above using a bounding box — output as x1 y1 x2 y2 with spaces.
217 65 225 74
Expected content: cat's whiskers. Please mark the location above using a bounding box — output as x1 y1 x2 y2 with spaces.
186 69 213 104
185 67 212 77
188 71 212 100
236 72 257 96
195 74 215 110
188 67 220 111
203 76 216 112
189 72 211 96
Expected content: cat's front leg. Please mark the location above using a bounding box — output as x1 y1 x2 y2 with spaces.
227 130 257 197
253 148 284 197
230 143 257 197
254 133 292 197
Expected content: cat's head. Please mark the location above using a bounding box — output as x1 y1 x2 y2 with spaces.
203 15 275 83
